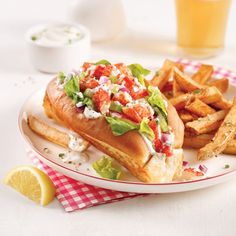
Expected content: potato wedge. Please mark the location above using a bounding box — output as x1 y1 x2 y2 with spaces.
151 59 179 90
173 79 183 97
174 67 204 92
211 97 233 110
191 64 213 84
184 134 236 155
170 86 221 110
185 110 228 135
194 86 222 104
197 98 236 160
179 110 197 123
28 115 89 151
208 78 229 93
185 99 215 117
170 93 195 110
184 134 213 149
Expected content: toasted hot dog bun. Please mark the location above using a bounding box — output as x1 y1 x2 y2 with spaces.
43 78 184 183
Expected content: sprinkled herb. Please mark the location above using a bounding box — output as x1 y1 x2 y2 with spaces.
87 168 90 171
58 153 65 158
155 71 160 76
224 164 230 169
31 35 37 41
193 89 201 94
43 148 50 153
68 39 72 44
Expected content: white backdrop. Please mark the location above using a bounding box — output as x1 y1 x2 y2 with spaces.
0 1 236 236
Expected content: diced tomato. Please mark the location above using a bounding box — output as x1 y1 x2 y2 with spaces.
80 78 99 91
149 120 162 151
92 89 111 113
162 145 173 157
112 92 130 106
122 107 142 123
93 65 112 79
82 62 92 71
131 89 148 100
115 63 130 76
123 77 134 91
133 104 152 119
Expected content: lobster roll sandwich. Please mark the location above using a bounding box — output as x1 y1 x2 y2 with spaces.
43 60 184 183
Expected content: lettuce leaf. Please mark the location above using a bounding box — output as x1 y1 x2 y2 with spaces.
64 75 80 103
92 156 121 180
95 59 111 65
139 118 154 140
154 107 169 132
57 72 66 84
109 102 123 112
82 97 93 108
128 64 150 86
147 86 167 120
105 116 139 136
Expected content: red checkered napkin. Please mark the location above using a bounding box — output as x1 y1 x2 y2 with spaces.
29 151 143 212
177 58 236 85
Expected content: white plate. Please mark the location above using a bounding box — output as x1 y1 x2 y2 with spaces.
19 86 236 193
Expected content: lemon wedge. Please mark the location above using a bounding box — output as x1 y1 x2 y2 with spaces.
4 166 56 206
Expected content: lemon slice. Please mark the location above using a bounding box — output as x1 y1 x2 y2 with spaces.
4 166 56 206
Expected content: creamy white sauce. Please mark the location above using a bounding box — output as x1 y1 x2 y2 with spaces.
62 151 88 164
141 133 168 159
83 107 101 119
141 133 156 156
69 133 86 152
31 25 82 46
111 66 120 77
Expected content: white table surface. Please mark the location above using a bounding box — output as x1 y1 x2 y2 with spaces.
1 0 236 236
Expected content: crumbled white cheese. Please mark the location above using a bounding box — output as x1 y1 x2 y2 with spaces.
76 101 84 108
83 107 101 119
76 92 84 99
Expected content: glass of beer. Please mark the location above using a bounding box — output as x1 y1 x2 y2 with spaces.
175 0 231 58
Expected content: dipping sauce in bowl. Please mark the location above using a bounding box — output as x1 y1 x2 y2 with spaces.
26 23 91 73
30 25 82 47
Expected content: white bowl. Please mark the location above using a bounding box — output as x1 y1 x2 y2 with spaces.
25 23 91 73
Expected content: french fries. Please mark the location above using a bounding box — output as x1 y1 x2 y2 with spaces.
173 79 183 97
170 93 195 110
185 110 227 135
194 86 222 104
184 134 236 155
192 64 213 84
173 67 204 92
154 59 236 159
151 59 179 90
211 97 232 110
208 78 229 93
178 110 196 123
28 115 89 151
185 99 216 117
170 86 221 110
197 97 236 160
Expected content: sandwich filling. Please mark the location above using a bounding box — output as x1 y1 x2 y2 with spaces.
57 60 174 158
